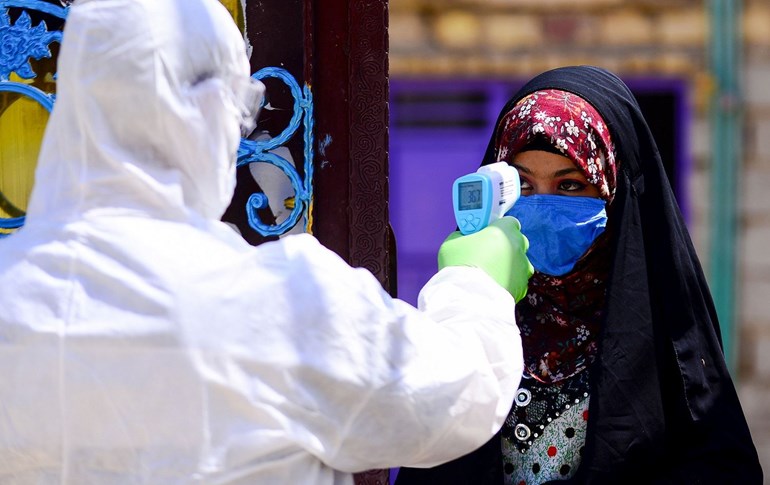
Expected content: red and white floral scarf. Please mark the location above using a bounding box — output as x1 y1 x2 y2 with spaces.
495 89 617 202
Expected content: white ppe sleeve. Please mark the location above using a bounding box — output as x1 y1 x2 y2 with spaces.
275 239 523 472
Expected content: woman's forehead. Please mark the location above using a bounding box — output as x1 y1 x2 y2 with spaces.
513 151 586 177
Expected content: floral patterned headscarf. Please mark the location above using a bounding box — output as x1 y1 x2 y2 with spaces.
494 89 618 203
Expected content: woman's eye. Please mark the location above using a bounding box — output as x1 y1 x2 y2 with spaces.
520 179 533 192
558 180 587 192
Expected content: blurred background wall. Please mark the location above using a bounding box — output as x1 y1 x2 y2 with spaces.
388 0 770 478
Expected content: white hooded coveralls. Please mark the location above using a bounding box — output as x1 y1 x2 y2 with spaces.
0 0 523 483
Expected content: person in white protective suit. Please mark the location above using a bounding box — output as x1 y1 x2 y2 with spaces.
0 0 534 483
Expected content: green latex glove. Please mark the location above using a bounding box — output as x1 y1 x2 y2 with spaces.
438 216 534 302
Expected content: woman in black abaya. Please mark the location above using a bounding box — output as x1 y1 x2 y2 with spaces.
396 66 762 484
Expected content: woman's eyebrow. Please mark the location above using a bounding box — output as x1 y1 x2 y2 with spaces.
512 163 531 174
553 167 583 178
513 164 583 178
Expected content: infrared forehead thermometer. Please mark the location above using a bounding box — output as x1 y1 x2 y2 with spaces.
452 162 521 235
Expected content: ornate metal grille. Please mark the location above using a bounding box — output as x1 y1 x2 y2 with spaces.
239 67 314 236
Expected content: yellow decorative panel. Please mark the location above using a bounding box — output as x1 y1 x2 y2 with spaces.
0 90 49 232
220 0 245 34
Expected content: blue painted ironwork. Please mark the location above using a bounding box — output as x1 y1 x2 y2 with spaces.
237 66 314 236
0 216 23 230
0 8 61 81
0 0 66 237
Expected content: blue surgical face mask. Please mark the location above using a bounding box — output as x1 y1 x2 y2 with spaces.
506 194 607 277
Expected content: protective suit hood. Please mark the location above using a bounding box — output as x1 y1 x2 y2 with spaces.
27 0 251 223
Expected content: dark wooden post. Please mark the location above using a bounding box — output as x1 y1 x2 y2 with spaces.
309 0 393 295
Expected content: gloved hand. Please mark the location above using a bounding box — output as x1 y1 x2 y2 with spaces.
438 216 533 302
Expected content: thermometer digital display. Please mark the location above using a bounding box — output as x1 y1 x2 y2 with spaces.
457 180 483 211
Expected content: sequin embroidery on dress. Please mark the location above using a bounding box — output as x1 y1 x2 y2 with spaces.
502 369 590 484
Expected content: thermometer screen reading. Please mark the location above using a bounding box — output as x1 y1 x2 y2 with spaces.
458 181 483 211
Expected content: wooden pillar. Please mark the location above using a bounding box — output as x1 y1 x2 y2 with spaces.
308 0 393 295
